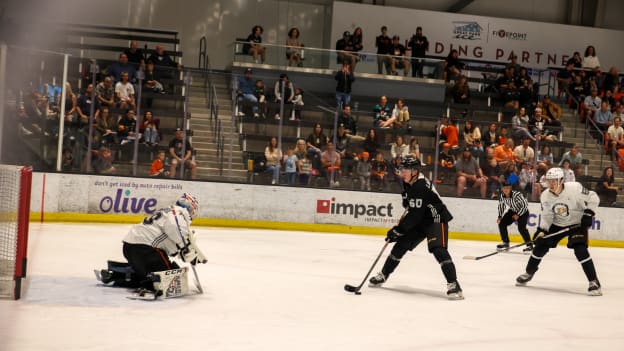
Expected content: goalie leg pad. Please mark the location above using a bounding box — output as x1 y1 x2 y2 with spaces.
151 267 189 298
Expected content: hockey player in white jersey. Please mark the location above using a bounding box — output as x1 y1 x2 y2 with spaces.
516 168 602 295
95 193 206 296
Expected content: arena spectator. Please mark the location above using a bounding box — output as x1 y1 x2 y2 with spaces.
117 109 138 144
335 31 358 71
596 166 620 206
529 107 555 142
236 68 259 117
482 123 500 148
569 75 587 109
443 49 465 82
582 45 600 71
582 88 602 123
556 62 576 98
370 152 387 191
390 135 409 160
124 40 145 69
115 72 136 110
93 147 116 174
516 67 535 107
290 87 304 121
373 95 392 129
493 139 515 169
243 25 266 63
511 107 535 142
595 101 613 131
60 82 78 126
335 124 354 176
265 136 283 185
356 151 372 191
607 116 624 161
283 145 298 186
149 150 169 177
538 95 562 124
437 142 456 184
338 104 358 136
306 123 328 169
455 147 486 198
451 75 471 104
141 111 160 146
559 144 583 176
442 118 459 148
286 27 303 67
94 106 117 145
388 35 409 76
335 62 355 108
375 26 392 75
481 146 501 198
273 73 294 119
96 77 115 108
362 128 380 159
536 144 554 168
253 79 267 118
168 128 197 179
107 53 136 83
407 26 429 78
561 159 576 183
380 98 409 129
462 120 481 147
321 141 342 187
408 137 421 159
148 44 181 80
602 67 620 95
567 51 583 68
144 60 164 94
513 136 535 163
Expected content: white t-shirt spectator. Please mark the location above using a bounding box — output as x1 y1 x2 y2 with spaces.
115 81 135 101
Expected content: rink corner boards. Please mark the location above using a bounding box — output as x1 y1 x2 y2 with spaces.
30 212 624 249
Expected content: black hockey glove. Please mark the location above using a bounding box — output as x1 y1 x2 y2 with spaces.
386 227 404 243
532 228 548 246
581 209 595 228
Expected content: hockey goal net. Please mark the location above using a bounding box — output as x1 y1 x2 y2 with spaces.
0 165 32 299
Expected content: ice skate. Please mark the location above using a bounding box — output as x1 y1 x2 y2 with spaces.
496 242 509 251
446 281 464 300
522 243 534 253
516 273 534 286
368 272 386 287
588 280 602 296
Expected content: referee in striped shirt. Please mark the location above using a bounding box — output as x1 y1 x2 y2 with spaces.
496 181 532 252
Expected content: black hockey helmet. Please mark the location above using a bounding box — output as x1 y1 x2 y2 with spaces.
401 155 423 169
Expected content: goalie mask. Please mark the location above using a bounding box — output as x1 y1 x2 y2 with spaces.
176 193 199 218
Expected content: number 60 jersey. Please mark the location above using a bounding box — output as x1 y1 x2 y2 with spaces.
123 205 193 255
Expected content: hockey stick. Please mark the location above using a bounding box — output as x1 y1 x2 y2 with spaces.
463 226 580 260
344 241 390 295
172 209 204 294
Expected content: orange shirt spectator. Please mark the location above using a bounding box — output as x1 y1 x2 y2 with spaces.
494 139 515 168
443 122 459 147
150 150 169 177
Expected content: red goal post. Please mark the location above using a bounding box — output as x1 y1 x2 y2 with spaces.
0 165 32 300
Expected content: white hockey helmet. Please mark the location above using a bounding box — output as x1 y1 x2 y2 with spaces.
545 167 564 180
176 193 199 218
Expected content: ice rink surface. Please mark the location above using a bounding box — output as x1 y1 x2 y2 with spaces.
1 222 623 351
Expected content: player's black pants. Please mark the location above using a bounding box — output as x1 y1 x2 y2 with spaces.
108 242 179 289
498 212 531 243
381 222 458 284
524 225 598 282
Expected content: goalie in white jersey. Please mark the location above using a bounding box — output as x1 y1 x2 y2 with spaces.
516 168 602 296
95 193 206 295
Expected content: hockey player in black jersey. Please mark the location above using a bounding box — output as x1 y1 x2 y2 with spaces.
369 155 463 300
496 181 532 252
516 167 602 296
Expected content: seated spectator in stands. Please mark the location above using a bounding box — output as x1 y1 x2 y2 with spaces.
499 161 518 188
513 136 535 163
307 123 328 168
321 141 341 187
536 144 554 168
286 27 303 67
602 89 616 108
338 104 358 136
529 107 555 142
539 95 562 125
462 120 481 147
516 67 534 106
169 128 197 179
388 35 409 76
482 122 499 148
290 87 304 121
613 102 624 119
595 101 613 131
141 111 160 146
505 54 521 76
93 147 116 174
352 27 364 53
498 125 510 145
274 73 294 119
388 155 404 190
370 152 387 191
379 98 409 129
408 137 421 159
498 67 520 109
493 139 515 170
117 109 138 145
437 142 456 184
561 159 576 183
124 40 145 70
283 145 298 186
559 144 583 176
236 68 259 117
76 86 95 128
517 161 536 195
115 72 136 110
298 152 314 185
607 116 624 160
443 49 465 82
96 77 115 108
582 88 602 122
442 118 459 148
391 135 410 160
602 66 620 95
94 106 117 145
438 115 449 144
254 79 267 118
582 45 600 72
144 60 164 94
373 95 392 128
362 128 380 159
335 62 354 108
335 124 354 175
567 51 583 68
243 25 266 64
470 138 487 165
107 53 136 83
451 75 471 104
481 146 501 198
294 138 307 159
511 107 535 142
455 147 486 198
557 62 575 98
149 150 169 177
596 166 620 206
264 136 283 185
335 31 358 72
148 44 181 79
568 75 587 109
59 82 78 126
61 147 74 171
357 151 372 191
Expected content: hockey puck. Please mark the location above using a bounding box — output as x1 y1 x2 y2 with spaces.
354 291 361 295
